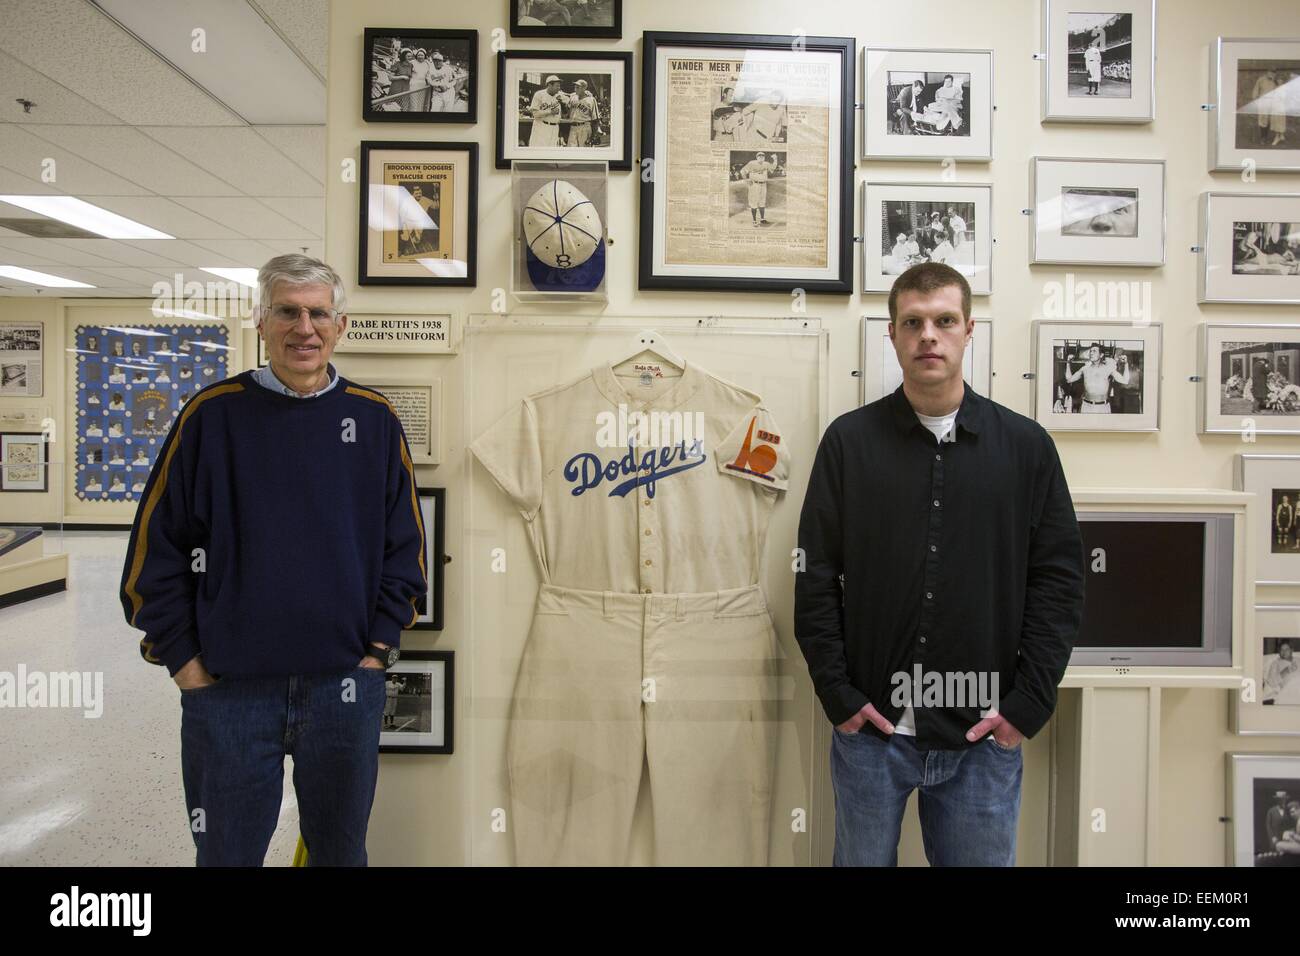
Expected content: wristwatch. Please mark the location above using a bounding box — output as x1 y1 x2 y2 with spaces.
365 644 400 669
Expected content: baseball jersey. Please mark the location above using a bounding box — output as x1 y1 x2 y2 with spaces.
739 159 773 184
530 88 564 120
569 93 597 123
471 361 790 594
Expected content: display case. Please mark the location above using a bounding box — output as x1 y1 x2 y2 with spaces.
511 160 609 304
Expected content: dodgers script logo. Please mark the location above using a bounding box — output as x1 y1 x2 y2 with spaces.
565 439 706 498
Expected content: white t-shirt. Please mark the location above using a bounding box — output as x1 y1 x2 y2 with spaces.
893 408 957 736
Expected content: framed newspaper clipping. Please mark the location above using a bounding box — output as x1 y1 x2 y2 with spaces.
358 141 478 287
639 31 854 294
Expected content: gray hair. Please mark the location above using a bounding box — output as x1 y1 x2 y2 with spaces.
256 253 347 322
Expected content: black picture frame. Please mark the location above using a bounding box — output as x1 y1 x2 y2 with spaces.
509 0 622 39
378 650 454 755
363 28 478 124
412 486 446 631
357 140 478 287
495 49 634 171
638 31 856 294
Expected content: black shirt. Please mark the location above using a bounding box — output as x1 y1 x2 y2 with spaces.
794 384 1085 749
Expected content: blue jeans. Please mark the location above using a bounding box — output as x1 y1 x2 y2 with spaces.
830 729 1022 866
180 666 386 866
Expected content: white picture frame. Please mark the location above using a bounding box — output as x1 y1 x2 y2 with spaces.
1198 192 1300 305
1236 458 1300 586
1226 753 1300 866
861 181 993 296
1199 323 1300 435
860 317 992 405
1231 604 1300 736
1210 37 1300 174
1029 156 1165 266
861 47 993 162
1040 0 1155 124
1031 320 1161 431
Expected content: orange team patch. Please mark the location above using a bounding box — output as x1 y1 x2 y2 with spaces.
725 416 778 481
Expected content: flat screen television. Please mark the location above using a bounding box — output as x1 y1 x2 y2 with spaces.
1070 511 1235 667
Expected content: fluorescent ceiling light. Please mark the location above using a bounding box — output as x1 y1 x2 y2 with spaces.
200 267 259 287
0 265 95 288
0 196 173 240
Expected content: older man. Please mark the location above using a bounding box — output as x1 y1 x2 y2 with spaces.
119 253 426 866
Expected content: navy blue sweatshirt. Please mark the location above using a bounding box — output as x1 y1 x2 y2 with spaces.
119 370 427 678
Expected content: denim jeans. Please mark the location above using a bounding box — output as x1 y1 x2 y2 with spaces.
179 666 386 866
830 729 1022 866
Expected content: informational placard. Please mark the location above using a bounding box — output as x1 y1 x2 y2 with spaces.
0 323 43 397
370 378 442 465
336 314 454 354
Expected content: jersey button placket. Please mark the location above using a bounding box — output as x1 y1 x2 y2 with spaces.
638 486 662 594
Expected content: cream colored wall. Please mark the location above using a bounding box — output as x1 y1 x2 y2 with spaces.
327 0 1300 865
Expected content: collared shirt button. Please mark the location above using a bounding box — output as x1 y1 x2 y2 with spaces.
644 559 652 566
926 591 933 599
935 454 941 461
933 499 941 508
929 545 937 552
643 587 652 594
644 499 652 507
644 529 652 535
919 635 927 644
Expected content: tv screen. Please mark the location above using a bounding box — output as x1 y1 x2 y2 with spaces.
1071 512 1234 667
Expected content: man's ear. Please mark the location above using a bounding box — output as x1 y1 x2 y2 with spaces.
887 319 896 343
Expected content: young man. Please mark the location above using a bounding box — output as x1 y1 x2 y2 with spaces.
794 262 1084 867
120 254 426 866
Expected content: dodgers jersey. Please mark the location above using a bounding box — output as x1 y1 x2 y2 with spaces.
471 361 789 594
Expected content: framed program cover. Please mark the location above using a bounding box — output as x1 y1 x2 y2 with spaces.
1031 320 1161 431
861 47 993 162
1210 37 1300 174
860 317 992 405
358 141 477 287
1040 0 1155 123
1030 157 1165 266
1198 192 1300 304
1201 323 1300 435
496 50 632 170
363 29 476 123
639 31 854 294
861 181 992 295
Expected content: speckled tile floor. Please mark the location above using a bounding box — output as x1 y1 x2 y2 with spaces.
0 532 300 866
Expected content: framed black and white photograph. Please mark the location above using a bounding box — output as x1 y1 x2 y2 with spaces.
1201 325 1300 435
861 47 993 162
1030 157 1165 266
1031 320 1161 431
861 181 992 295
860 317 992 405
1198 193 1300 304
358 141 477 287
0 323 42 397
412 487 446 631
1040 0 1155 123
510 0 621 39
378 650 454 754
495 50 632 170
363 29 476 123
1237 459 1300 591
0 431 47 492
639 31 855 294
1227 754 1300 865
1229 605 1300 735
1210 38 1300 173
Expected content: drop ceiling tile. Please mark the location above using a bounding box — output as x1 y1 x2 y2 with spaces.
0 167 58 195
250 0 328 72
0 50 124 125
187 239 282 267
253 126 325 182
171 197 310 239
89 198 242 240
29 126 242 197
140 127 322 196
0 0 242 127
256 197 323 237
0 237 130 269
0 125 151 196
118 239 255 269
53 238 191 268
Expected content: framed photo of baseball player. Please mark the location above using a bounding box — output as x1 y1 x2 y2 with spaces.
1199 323 1300 435
510 0 621 39
357 141 477 287
639 32 855 294
362 29 476 123
1031 320 1161 431
860 317 992 405
378 650 454 754
1231 604 1300 736
1198 193 1300 305
495 50 633 170
1210 38 1300 174
412 487 446 630
861 181 992 296
861 47 993 162
1040 0 1155 123
1236 458 1300 589
1029 157 1166 266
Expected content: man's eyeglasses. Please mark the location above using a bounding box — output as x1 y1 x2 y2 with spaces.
266 304 340 325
